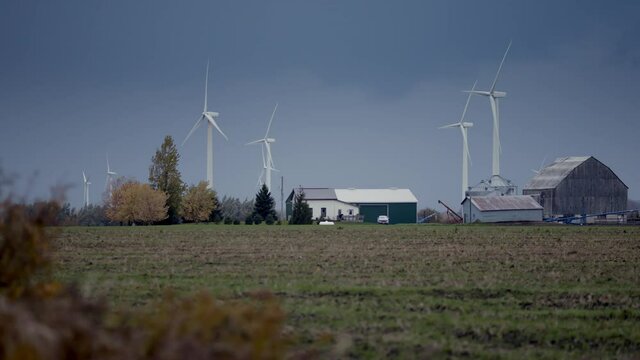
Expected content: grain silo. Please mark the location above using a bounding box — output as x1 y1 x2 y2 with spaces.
523 156 628 217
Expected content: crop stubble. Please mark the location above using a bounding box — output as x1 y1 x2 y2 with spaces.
53 225 640 358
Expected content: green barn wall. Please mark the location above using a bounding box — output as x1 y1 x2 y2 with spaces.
358 203 417 224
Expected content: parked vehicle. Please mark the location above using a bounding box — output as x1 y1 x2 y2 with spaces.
377 215 389 224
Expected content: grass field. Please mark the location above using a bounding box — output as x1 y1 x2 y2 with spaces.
53 224 640 358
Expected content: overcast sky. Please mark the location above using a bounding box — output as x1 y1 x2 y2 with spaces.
1 0 639 210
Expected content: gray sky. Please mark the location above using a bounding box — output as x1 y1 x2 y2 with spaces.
1 0 639 210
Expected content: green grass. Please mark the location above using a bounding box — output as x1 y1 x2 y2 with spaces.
52 224 640 358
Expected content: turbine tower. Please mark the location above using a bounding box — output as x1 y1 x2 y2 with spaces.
466 41 511 177
440 81 476 201
82 171 91 207
105 153 117 198
182 61 228 190
247 103 279 192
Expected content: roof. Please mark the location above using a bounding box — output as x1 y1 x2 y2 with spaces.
464 195 543 212
524 156 591 190
334 188 418 204
290 188 337 201
288 187 418 204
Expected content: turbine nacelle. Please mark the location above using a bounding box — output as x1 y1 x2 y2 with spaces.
266 138 276 143
204 111 219 118
492 91 507 98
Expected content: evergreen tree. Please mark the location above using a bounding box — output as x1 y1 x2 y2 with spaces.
252 184 277 221
290 188 312 225
149 136 186 224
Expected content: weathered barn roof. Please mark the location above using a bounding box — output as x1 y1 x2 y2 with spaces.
288 188 418 204
524 156 591 190
465 195 543 212
335 188 418 204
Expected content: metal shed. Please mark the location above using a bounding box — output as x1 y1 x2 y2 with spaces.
522 156 628 217
462 195 543 223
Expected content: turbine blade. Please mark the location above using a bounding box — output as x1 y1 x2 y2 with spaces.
264 103 278 138
490 40 512 93
106 153 110 172
182 116 204 146
265 142 275 171
439 123 460 129
459 80 477 123
261 144 266 169
205 113 228 140
531 169 540 174
246 139 264 146
204 60 209 112
463 90 491 96
83 171 86 183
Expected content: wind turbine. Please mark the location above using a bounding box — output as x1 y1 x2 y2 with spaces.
466 41 512 177
531 155 548 174
182 61 228 190
82 171 91 207
247 103 278 192
105 153 117 198
440 80 477 201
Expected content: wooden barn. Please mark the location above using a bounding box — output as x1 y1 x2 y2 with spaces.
523 156 628 217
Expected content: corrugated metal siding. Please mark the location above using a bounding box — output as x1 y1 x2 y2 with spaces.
470 196 542 211
524 156 590 190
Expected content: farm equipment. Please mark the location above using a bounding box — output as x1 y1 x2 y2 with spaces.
438 200 463 223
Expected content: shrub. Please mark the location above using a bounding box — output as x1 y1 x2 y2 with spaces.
265 214 275 225
233 219 240 225
252 214 263 225
245 215 253 225
224 217 233 225
0 197 290 359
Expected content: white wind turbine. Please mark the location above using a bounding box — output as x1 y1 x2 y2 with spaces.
440 80 477 201
466 41 512 177
82 171 91 207
247 103 279 192
182 61 228 190
105 154 117 198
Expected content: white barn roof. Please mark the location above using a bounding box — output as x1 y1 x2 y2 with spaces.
334 188 417 204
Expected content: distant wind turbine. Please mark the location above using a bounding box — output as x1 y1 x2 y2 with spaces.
247 103 279 192
465 41 512 177
440 80 477 201
105 153 117 198
182 61 228 190
82 171 91 207
531 155 548 174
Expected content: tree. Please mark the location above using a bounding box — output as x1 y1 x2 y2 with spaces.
149 136 185 224
253 184 277 221
218 196 253 222
106 181 168 225
181 181 217 223
290 188 312 225
418 208 439 223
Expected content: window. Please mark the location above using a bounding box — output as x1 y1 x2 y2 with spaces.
321 208 327 218
348 209 353 215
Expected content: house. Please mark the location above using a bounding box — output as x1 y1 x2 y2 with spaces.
286 188 418 224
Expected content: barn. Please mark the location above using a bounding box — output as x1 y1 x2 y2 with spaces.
286 188 418 224
462 195 543 223
523 156 628 217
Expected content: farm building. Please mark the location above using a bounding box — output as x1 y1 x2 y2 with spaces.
462 195 543 223
286 188 418 224
523 156 628 217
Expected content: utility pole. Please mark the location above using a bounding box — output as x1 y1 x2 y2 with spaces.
280 176 284 221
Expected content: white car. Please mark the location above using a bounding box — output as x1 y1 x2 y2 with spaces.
377 215 389 224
